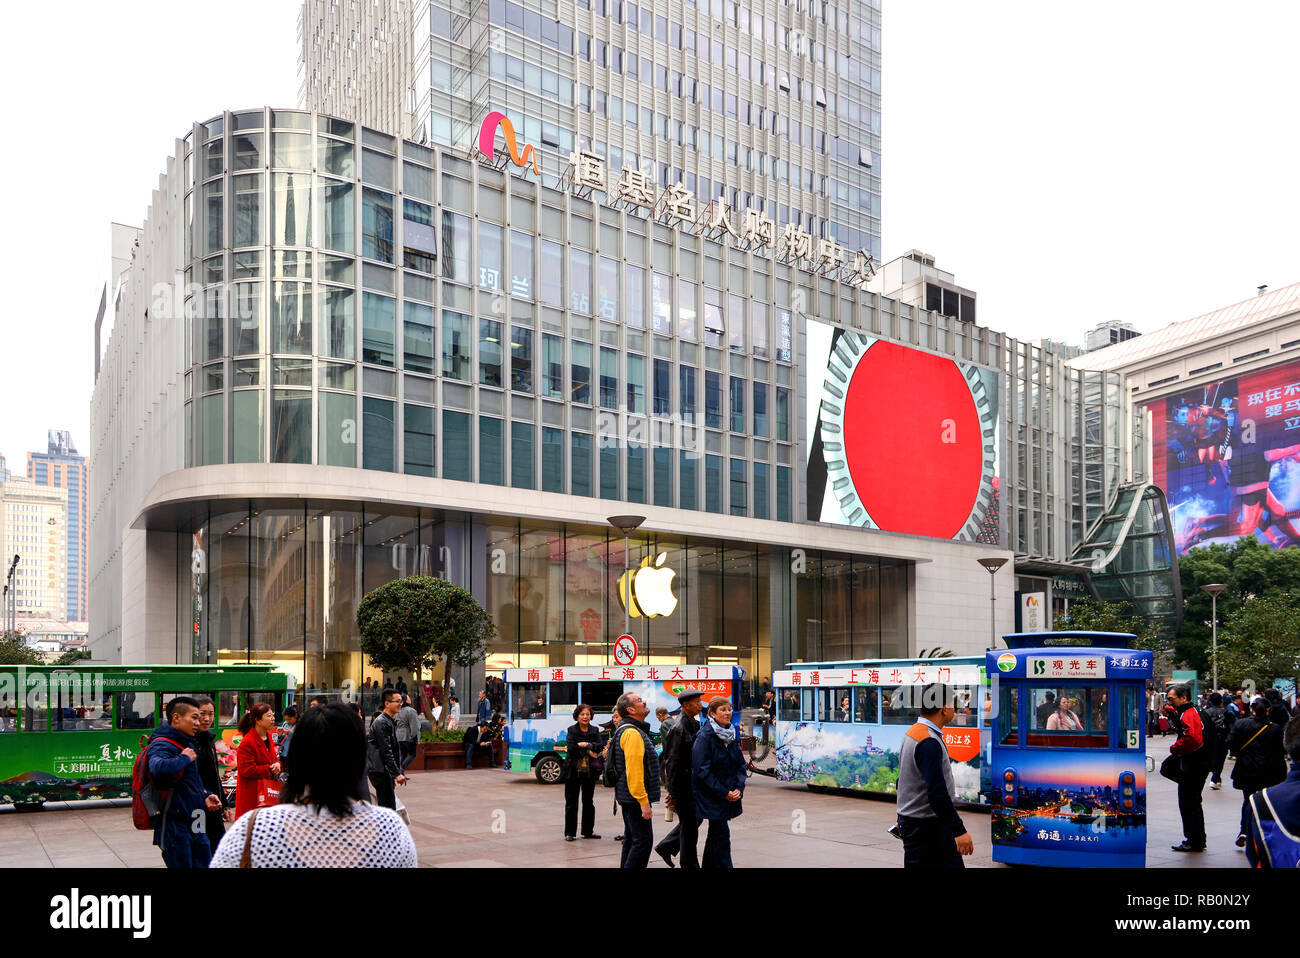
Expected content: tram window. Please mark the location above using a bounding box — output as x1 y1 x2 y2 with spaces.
162 692 208 721
219 692 240 727
854 687 879 723
1026 686 1109 748
998 686 1018 745
550 682 579 714
778 690 801 721
245 691 282 721
54 689 112 731
800 689 815 721
881 686 920 725
116 692 156 730
820 688 852 722
1117 686 1142 750
0 704 16 732
23 703 49 732
581 681 623 713
512 683 547 720
948 687 977 727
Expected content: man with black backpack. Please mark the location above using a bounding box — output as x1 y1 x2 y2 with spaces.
146 696 223 868
1203 692 1232 790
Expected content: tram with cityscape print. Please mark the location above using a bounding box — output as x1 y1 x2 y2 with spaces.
771 656 991 803
503 665 743 783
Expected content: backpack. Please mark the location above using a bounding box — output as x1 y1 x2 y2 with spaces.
602 728 621 788
1203 706 1229 740
130 733 184 830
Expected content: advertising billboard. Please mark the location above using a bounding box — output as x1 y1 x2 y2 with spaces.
1146 359 1300 555
805 321 1001 543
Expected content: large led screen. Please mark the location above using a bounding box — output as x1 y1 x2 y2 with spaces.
1148 359 1300 555
806 321 1002 543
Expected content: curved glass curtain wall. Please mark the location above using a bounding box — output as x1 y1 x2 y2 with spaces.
180 107 800 521
1071 481 1182 640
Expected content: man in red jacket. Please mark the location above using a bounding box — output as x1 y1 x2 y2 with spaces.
1166 685 1210 852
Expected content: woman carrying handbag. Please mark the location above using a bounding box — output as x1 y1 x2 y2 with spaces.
562 704 602 841
234 702 282 819
1228 698 1287 848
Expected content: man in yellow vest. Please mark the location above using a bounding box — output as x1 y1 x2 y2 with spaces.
896 684 975 867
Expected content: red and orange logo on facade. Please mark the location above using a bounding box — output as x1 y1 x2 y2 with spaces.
477 111 540 174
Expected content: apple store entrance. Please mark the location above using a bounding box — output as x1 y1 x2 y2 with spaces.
175 504 911 711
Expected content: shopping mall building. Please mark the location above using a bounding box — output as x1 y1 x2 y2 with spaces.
89 107 1180 703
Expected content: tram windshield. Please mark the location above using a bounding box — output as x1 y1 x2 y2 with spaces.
1026 685 1108 748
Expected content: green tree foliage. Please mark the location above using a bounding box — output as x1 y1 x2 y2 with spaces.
1053 597 1165 652
51 648 90 666
0 634 42 665
1177 539 1300 675
355 576 494 724
1214 592 1300 690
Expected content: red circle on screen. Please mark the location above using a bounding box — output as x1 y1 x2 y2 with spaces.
842 341 983 538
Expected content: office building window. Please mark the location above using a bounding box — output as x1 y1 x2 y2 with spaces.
443 410 472 481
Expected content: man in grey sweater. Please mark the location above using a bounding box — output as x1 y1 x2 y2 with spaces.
896 684 974 868
395 694 422 772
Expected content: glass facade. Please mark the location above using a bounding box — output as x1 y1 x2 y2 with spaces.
179 504 911 707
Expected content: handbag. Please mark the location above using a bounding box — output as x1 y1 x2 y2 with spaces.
256 778 281 807
1159 753 1182 783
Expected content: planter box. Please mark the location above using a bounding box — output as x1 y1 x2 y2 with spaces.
412 740 506 772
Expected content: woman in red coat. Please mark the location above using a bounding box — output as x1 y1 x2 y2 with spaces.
234 703 281 819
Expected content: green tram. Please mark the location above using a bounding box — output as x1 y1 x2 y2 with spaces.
0 664 288 807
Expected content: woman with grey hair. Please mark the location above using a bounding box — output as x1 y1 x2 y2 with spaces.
692 696 746 868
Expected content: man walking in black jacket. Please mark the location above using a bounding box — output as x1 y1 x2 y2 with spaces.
655 689 704 869
193 696 233 846
367 689 407 809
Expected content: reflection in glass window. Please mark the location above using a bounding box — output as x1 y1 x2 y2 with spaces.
318 179 355 253
704 371 722 428
679 364 696 421
600 439 619 500
539 241 564 307
361 293 395 366
571 342 592 404
320 391 356 467
273 390 311 463
881 686 921 725
653 359 671 415
511 326 533 392
775 387 791 441
652 272 672 334
362 188 394 262
728 293 745 351
403 301 434 374
570 248 592 314
362 147 395 190
625 265 644 328
480 318 504 387
442 310 471 381
233 133 261 171
204 180 224 254
404 403 435 476
318 287 354 360
1027 686 1108 746
753 382 768 437
729 458 746 516
510 231 533 298
703 287 724 347
599 347 619 409
752 301 769 358
231 283 263 355
53 689 112 731
627 442 646 503
598 256 619 321
998 686 1019 745
512 684 548 720
778 690 802 721
232 174 262 248
854 687 879 723
542 333 564 398
272 282 312 354
116 693 156 730
317 136 354 177
479 223 503 290
402 198 436 273
677 279 697 340
752 461 768 519
679 451 698 510
272 132 312 168
272 172 311 247
626 354 645 413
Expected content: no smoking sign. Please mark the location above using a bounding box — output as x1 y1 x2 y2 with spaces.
614 633 638 666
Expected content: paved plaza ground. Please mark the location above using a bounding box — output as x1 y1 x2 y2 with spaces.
0 737 1255 867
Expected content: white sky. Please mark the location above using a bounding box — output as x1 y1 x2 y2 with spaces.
1 1 1297 466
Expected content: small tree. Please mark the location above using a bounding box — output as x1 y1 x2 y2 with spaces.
0 634 41 665
1053 597 1167 655
355 576 494 727
1215 592 1300 691
51 648 90 666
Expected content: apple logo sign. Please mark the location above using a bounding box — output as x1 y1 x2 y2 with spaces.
620 552 678 618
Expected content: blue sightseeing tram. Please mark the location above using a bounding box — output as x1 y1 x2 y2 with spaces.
987 632 1153 868
772 657 990 803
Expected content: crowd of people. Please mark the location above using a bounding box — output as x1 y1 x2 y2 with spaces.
140 672 1300 869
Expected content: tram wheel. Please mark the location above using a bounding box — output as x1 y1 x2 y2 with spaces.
535 755 564 784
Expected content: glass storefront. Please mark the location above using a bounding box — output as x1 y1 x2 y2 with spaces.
177 501 912 707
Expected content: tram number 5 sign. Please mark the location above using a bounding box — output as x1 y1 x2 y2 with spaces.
614 634 639 666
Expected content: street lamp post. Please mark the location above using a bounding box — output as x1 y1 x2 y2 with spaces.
608 515 647 643
978 557 1009 649
1201 583 1227 691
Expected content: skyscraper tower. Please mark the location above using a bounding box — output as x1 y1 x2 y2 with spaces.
27 430 88 621
298 0 881 258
